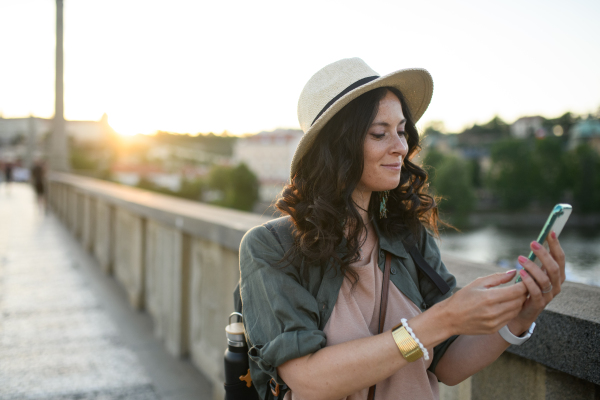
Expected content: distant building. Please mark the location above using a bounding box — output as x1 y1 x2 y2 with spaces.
111 163 208 192
510 116 544 138
569 118 600 153
0 114 114 145
234 129 303 201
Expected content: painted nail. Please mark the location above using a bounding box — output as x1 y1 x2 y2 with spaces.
506 269 517 275
518 255 528 264
531 242 542 250
551 231 557 240
520 270 528 278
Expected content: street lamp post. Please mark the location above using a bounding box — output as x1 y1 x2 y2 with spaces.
50 0 69 171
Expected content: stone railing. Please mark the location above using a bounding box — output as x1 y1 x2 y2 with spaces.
47 173 600 400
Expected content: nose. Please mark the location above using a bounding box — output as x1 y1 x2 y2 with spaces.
391 134 409 158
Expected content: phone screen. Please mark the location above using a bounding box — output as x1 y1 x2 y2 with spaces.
515 204 572 283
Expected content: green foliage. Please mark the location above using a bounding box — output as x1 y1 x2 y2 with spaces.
468 159 482 188
133 164 258 211
70 148 97 170
136 177 206 201
136 177 175 196
532 137 569 205
178 179 206 201
208 163 259 211
423 150 476 227
463 115 510 136
488 139 537 210
568 144 600 213
487 137 599 212
423 149 446 173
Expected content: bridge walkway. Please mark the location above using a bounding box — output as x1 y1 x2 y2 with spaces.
0 183 212 400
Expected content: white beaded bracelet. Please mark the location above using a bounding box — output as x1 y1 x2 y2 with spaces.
401 318 429 361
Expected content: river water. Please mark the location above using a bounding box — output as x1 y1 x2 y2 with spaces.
437 226 600 287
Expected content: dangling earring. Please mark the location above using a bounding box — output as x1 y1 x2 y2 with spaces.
379 190 390 219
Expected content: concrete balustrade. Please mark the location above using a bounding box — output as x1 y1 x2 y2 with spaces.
47 173 600 400
93 199 113 274
114 207 145 309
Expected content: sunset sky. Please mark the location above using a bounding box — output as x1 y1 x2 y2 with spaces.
0 0 599 136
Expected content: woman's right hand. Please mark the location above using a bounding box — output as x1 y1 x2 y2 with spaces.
438 270 528 336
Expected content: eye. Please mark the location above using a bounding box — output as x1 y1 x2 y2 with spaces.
398 131 407 137
370 133 385 139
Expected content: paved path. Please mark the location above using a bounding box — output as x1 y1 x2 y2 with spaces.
0 183 212 400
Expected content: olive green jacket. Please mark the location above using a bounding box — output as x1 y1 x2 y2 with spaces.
237 216 458 399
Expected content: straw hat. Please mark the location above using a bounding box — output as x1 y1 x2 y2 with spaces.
291 57 433 179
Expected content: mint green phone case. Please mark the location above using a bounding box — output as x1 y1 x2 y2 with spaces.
515 204 572 283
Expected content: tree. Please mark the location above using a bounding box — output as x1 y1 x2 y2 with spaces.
568 144 600 213
229 163 260 211
463 115 510 136
424 150 476 227
532 137 569 206
488 138 537 210
207 163 260 211
178 178 206 201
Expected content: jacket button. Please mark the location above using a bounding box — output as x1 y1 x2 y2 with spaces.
322 303 326 310
390 267 397 275
421 302 427 309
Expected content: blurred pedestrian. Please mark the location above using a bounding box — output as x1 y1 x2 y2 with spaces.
4 162 13 193
31 160 46 208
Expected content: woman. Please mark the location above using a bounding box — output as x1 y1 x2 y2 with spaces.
238 58 565 400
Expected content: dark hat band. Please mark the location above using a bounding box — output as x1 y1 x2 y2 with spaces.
311 75 380 126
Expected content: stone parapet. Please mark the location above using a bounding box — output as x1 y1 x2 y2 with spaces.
47 173 600 400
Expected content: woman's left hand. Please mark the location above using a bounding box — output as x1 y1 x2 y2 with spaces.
507 230 566 335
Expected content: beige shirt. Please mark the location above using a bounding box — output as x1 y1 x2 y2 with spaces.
285 242 439 400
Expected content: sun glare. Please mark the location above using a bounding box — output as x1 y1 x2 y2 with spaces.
109 116 157 137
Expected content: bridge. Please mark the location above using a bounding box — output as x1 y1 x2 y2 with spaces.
1 174 598 400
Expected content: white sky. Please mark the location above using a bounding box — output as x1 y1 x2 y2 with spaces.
0 0 599 135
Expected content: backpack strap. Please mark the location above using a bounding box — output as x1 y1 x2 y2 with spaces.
403 241 450 296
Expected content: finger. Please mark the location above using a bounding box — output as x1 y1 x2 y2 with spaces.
519 269 547 306
518 255 551 292
547 231 566 284
477 270 518 289
530 241 561 292
488 281 528 302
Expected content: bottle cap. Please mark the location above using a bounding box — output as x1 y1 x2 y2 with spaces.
226 312 246 347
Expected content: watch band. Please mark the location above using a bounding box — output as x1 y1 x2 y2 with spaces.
499 322 536 345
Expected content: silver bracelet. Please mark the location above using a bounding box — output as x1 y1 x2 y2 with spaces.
401 318 429 361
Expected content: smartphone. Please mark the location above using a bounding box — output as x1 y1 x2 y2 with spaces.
515 203 572 283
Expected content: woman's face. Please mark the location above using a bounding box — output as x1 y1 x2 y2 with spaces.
357 90 409 193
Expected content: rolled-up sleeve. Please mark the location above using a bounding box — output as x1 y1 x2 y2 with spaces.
239 225 327 388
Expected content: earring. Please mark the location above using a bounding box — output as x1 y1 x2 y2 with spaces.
379 190 390 219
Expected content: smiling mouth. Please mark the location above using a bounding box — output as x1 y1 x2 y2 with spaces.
382 163 402 171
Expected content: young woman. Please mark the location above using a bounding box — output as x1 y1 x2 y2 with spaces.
238 58 565 400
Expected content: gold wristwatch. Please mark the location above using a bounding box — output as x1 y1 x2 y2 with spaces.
391 324 423 362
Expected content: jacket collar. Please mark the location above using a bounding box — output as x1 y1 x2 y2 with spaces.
373 220 411 259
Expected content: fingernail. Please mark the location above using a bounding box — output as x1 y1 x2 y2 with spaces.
551 231 557 240
520 270 528 278
531 241 542 250
518 255 528 264
506 269 516 275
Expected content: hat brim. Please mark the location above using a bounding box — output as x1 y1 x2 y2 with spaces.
290 68 433 180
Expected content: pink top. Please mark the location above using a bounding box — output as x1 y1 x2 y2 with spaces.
285 242 439 400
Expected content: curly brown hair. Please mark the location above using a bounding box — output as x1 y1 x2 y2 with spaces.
276 87 442 283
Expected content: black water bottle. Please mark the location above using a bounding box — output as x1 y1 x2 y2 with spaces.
224 312 259 400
